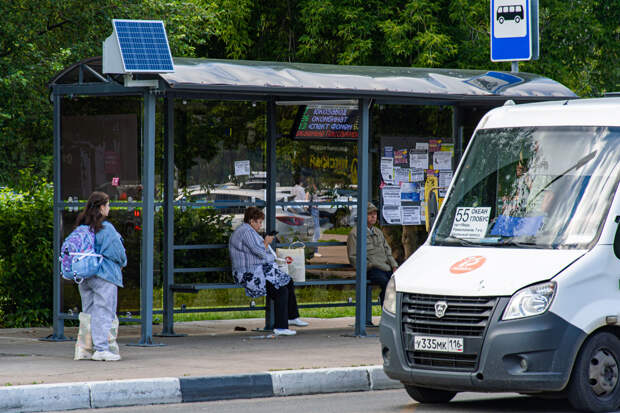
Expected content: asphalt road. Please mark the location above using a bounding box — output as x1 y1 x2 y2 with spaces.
65 389 589 413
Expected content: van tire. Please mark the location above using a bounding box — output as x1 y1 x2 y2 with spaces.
568 332 620 413
498 16 505 24
515 16 521 23
404 385 457 403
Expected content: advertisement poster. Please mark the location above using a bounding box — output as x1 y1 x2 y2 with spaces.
433 151 452 170
402 206 421 225
394 149 408 164
410 150 429 170
381 157 394 184
382 186 401 206
383 206 402 224
401 182 420 202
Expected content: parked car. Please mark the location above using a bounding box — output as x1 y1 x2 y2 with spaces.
176 186 317 243
317 188 357 227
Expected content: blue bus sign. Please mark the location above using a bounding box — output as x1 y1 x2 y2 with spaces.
490 0 532 62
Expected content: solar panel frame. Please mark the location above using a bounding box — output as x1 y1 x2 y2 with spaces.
112 19 174 73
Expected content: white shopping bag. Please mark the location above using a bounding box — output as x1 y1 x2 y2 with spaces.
268 245 289 274
276 241 306 282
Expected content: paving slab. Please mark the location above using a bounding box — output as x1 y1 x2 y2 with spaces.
0 317 383 387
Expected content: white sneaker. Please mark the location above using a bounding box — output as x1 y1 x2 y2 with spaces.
288 318 309 327
273 328 297 336
91 350 121 361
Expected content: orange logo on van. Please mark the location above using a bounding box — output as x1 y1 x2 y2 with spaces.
450 256 486 274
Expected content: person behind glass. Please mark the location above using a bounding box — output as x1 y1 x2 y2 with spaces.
308 179 322 258
75 191 127 361
292 173 307 215
229 207 308 336
346 202 398 304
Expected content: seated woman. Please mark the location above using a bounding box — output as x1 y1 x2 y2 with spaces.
228 206 308 336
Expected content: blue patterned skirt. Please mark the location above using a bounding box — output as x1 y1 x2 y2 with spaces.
233 263 291 298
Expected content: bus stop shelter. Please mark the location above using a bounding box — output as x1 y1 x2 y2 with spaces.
49 57 577 345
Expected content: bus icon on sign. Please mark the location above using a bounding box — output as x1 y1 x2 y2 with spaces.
497 5 523 24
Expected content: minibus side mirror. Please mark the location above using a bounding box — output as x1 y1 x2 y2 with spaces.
614 216 620 259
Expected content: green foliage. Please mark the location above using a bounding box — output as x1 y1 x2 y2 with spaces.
173 206 233 284
0 170 53 327
1 0 619 190
0 173 233 326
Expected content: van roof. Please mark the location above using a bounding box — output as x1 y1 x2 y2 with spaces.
480 97 620 129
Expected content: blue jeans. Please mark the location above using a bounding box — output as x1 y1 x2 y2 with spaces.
311 207 320 250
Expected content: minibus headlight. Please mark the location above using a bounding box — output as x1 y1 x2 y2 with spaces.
502 281 556 320
382 276 397 315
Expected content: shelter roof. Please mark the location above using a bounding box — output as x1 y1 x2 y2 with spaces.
51 57 577 103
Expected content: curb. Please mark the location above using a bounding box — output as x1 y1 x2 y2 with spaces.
0 366 402 412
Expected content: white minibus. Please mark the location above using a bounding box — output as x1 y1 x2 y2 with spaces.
380 98 620 413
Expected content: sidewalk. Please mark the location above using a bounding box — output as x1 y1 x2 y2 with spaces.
0 317 401 412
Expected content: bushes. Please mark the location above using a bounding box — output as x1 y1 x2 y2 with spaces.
0 172 234 327
0 171 53 327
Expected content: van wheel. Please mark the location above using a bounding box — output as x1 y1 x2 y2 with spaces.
515 16 521 23
568 332 620 413
404 385 456 403
498 16 505 24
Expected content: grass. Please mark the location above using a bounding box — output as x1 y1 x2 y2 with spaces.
323 227 352 235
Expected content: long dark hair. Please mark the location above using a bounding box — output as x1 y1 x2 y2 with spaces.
75 191 109 233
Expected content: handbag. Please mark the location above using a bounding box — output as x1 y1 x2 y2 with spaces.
276 241 306 282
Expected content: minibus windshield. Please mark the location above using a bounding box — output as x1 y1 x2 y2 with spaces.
432 127 620 249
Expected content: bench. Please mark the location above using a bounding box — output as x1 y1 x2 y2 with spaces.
169 279 381 328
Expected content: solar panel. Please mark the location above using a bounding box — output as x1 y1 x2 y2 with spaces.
112 19 174 73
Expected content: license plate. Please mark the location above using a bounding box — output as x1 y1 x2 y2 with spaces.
413 335 464 353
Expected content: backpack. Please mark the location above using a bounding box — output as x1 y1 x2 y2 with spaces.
59 225 103 283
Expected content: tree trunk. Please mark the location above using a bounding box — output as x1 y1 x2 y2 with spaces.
402 226 428 261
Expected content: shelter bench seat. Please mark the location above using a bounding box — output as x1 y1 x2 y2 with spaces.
169 279 381 325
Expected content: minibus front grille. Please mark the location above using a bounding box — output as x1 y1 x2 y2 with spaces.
401 293 498 337
407 351 478 370
401 293 499 372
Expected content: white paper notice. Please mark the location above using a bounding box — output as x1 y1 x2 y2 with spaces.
395 167 411 184
402 206 421 225
420 201 426 222
412 170 425 182
234 160 251 176
450 207 491 239
381 157 394 184
439 170 453 197
433 151 452 170
382 186 401 206
410 151 429 169
383 206 402 224
416 142 429 151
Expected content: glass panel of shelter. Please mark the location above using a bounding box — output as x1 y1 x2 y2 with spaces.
59 97 155 318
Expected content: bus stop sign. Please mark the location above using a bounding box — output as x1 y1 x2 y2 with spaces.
490 0 539 62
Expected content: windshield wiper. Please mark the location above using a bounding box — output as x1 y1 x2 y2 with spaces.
437 235 478 246
495 238 553 249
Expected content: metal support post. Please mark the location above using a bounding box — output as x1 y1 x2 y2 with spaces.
264 98 277 331
354 98 371 336
511 61 519 73
130 91 164 346
42 92 71 341
452 105 464 165
156 96 184 337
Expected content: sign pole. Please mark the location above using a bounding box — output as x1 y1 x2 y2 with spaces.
511 61 519 73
